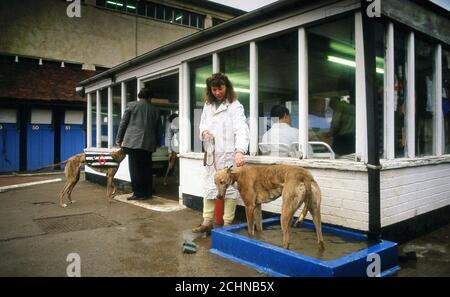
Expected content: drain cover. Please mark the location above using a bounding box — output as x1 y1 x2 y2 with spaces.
34 213 120 234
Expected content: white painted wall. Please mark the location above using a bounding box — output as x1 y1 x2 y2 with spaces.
381 163 450 227
180 154 369 231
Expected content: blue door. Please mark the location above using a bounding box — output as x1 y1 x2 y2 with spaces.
27 109 54 170
0 109 20 172
60 110 85 162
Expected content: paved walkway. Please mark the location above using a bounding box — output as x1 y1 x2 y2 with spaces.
0 173 448 276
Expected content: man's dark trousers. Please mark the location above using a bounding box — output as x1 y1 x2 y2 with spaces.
124 147 153 197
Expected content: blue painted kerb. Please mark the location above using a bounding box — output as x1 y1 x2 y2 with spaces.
210 217 400 277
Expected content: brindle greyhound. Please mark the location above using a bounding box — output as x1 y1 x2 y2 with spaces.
40 149 126 207
214 164 324 250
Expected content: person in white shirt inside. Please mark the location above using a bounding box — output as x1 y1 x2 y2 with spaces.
260 104 299 156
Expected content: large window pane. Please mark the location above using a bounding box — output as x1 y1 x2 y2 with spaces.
100 89 108 148
190 57 212 152
144 74 179 148
91 92 97 147
443 48 450 154
125 79 137 102
257 31 298 157
112 85 121 147
219 45 250 117
415 37 435 157
394 28 408 158
308 16 355 159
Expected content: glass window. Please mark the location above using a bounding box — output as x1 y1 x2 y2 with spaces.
174 10 183 24
112 85 121 147
182 12 189 26
443 48 450 154
137 0 146 16
146 3 155 18
190 14 198 28
91 92 97 147
156 5 164 20
125 79 137 102
394 28 408 158
415 37 435 157
308 16 355 159
100 89 108 148
164 7 173 22
190 57 212 152
257 31 298 157
126 0 136 13
219 45 250 118
198 16 205 29
144 74 179 147
107 0 125 11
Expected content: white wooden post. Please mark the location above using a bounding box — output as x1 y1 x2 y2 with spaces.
96 89 101 148
121 81 126 117
86 92 92 148
435 44 443 156
406 32 415 158
213 52 220 73
298 27 308 159
249 41 258 156
385 22 395 159
180 62 190 153
355 11 367 163
108 86 113 148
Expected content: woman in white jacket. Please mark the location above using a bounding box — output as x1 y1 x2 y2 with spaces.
192 73 249 233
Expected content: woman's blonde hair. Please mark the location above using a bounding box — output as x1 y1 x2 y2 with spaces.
204 73 237 104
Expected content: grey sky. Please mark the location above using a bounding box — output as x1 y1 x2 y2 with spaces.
209 0 450 12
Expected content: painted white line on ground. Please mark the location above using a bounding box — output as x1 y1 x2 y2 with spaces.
0 178 63 192
114 194 186 212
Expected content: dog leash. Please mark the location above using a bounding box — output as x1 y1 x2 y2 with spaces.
203 136 216 170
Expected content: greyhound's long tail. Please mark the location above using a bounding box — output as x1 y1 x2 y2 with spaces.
36 160 68 171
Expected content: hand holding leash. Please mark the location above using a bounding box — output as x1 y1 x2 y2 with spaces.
235 151 245 167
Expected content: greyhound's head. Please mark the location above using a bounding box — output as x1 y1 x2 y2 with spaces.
214 166 237 199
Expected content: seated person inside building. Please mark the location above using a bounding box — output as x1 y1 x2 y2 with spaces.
328 96 356 157
260 104 299 156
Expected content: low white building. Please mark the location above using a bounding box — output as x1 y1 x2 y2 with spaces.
77 0 450 242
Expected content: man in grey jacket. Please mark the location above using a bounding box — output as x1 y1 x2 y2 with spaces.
116 88 162 200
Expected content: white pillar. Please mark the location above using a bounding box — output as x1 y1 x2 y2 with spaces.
355 11 367 163
108 86 113 148
121 81 126 117
385 22 395 159
86 92 92 148
249 41 258 156
435 44 443 156
180 62 190 154
213 53 220 73
96 89 101 148
137 79 142 100
298 27 308 159
406 32 415 158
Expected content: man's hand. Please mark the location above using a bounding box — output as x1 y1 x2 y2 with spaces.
116 141 122 147
235 152 245 167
